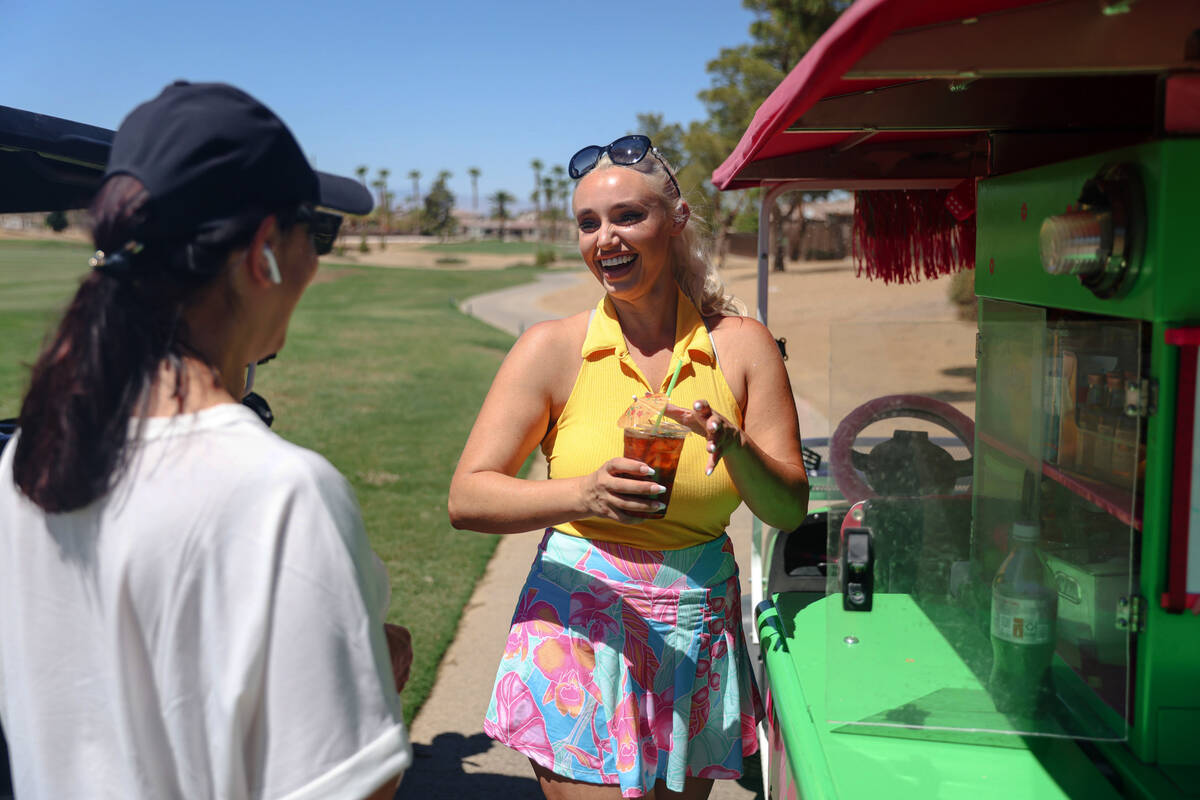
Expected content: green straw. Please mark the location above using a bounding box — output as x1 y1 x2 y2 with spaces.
653 358 685 431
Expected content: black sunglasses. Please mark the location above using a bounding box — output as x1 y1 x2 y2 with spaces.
568 135 681 198
295 205 343 256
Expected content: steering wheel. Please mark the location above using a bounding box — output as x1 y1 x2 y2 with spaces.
830 394 976 505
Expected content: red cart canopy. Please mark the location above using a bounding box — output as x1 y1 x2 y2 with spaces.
713 0 1200 191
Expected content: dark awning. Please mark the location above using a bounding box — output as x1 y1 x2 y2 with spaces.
0 105 113 212
713 0 1200 191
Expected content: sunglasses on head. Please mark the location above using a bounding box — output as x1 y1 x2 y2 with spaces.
295 205 343 256
568 135 681 198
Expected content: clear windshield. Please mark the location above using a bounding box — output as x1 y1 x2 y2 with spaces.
824 306 1138 742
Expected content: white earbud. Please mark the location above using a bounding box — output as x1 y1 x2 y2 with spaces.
263 246 282 284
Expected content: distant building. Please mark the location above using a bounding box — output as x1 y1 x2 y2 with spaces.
0 211 91 238
1 213 40 231
790 195 853 261
452 208 540 241
727 196 854 261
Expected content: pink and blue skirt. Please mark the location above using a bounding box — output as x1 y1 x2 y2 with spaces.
483 529 763 798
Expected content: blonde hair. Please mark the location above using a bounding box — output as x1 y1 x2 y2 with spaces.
584 151 745 318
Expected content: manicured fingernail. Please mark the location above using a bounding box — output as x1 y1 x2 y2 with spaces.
642 466 656 476
653 502 666 511
705 465 714 476
693 401 703 411
652 484 667 495
708 422 718 433
707 443 716 453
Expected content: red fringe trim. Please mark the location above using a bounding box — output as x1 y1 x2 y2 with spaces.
852 189 976 284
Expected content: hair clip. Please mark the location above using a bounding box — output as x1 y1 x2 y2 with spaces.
89 241 144 276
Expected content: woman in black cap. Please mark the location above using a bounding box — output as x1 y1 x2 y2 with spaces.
0 82 412 799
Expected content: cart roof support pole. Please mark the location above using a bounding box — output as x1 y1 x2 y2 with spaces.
757 181 815 328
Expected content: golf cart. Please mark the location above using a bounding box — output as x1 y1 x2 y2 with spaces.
0 104 113 449
715 1 1200 797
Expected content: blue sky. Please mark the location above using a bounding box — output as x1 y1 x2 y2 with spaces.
2 0 757 212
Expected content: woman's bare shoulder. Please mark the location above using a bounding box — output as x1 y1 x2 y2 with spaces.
500 312 589 383
704 314 787 405
502 312 589 407
705 313 780 355
515 311 588 354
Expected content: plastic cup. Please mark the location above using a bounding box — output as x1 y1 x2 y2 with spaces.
623 422 688 519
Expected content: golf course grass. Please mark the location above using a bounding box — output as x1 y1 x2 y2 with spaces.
0 237 542 725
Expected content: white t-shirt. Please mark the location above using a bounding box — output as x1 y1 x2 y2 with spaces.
0 403 410 799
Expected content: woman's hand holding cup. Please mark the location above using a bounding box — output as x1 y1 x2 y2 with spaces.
580 458 667 524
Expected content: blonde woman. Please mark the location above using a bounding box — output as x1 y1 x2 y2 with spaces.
450 135 808 799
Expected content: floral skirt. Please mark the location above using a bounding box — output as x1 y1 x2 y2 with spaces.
483 529 763 798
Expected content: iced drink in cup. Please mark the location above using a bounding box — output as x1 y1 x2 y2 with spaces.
623 420 689 519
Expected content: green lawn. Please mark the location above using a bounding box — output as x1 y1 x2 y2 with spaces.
422 239 580 258
0 239 538 725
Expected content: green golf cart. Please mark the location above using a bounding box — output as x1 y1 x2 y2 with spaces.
714 1 1200 797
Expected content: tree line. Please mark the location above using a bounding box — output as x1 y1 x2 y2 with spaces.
345 166 460 245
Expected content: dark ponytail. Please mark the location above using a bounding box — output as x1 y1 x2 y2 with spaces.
13 175 285 512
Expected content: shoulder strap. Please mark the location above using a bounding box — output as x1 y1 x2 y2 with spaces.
701 315 724 373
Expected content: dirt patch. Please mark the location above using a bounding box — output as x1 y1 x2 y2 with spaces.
357 469 401 486
312 264 370 284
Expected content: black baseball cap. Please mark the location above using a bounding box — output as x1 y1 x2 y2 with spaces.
103 81 372 243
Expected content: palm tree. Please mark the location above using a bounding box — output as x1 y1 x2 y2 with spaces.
371 178 386 250
530 158 544 237
551 164 569 231
541 176 557 241
489 190 515 242
355 165 369 251
408 169 421 209
467 166 481 211
377 168 390 206
376 168 391 248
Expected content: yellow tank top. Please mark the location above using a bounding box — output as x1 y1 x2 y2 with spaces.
544 289 743 549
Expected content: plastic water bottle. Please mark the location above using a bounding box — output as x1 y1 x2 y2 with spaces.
989 521 1058 717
